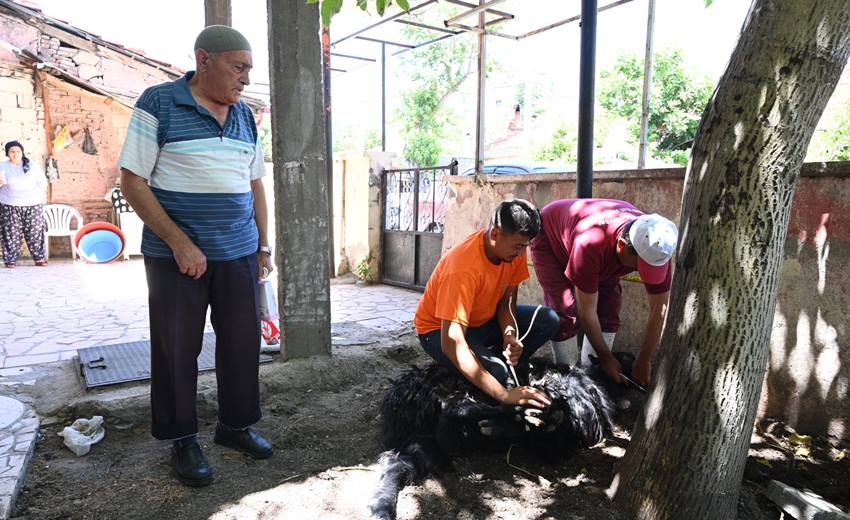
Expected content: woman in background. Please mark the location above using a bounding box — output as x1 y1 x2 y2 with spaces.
0 140 47 267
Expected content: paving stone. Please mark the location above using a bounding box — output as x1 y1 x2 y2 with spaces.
0 494 11 519
11 417 38 435
13 442 30 453
4 354 60 368
0 477 15 496
0 368 31 378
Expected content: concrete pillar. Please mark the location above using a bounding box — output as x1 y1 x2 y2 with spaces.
266 0 332 359
205 0 232 27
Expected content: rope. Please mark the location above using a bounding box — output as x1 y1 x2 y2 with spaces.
506 294 543 387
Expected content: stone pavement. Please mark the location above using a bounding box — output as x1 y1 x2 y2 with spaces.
0 258 421 519
0 258 422 369
0 395 38 520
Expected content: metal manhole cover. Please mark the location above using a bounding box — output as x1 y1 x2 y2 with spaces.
78 333 272 388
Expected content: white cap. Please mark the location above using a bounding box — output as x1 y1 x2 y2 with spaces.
629 214 678 284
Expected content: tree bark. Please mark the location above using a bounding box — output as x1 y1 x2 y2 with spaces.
266 0 332 359
612 1 850 519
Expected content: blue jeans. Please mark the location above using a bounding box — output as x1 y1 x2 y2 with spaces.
418 305 560 385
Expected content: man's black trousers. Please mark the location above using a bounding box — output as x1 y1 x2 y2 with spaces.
144 254 262 440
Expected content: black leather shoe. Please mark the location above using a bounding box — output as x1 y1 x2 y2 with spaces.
171 438 213 487
214 424 273 459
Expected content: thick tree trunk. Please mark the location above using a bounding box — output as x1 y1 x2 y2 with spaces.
266 0 332 359
611 1 850 519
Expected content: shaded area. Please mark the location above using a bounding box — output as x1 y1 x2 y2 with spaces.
13 328 847 519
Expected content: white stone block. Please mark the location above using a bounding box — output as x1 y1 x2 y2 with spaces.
767 480 850 520
77 64 102 81
72 50 100 66
0 107 36 125
16 93 33 109
0 92 17 107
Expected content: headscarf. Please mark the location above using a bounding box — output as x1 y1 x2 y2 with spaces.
4 140 29 173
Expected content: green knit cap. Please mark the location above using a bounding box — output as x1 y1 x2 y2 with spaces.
194 25 251 53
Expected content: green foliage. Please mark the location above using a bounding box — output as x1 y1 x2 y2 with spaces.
333 125 382 152
534 123 578 164
395 11 473 167
353 255 373 281
259 121 272 161
599 49 713 165
822 100 850 161
306 0 411 26
515 83 544 118
363 128 382 150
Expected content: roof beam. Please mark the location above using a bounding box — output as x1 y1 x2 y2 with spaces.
394 19 460 35
442 0 514 20
332 0 437 46
444 0 508 26
355 36 415 48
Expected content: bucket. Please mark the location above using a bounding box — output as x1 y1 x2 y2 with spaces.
75 222 126 263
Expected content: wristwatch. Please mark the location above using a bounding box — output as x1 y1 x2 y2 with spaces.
258 245 272 255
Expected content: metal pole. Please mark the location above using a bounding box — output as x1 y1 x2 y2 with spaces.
381 42 387 152
322 23 335 277
576 0 597 198
474 1 487 177
637 0 656 169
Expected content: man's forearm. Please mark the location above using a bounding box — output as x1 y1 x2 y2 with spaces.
251 179 269 248
119 169 190 250
443 327 508 402
638 310 665 361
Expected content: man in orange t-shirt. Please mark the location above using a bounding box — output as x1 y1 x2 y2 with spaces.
414 199 559 408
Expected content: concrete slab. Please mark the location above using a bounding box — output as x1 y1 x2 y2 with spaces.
767 480 850 520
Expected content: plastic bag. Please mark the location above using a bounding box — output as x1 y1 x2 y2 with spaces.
57 416 105 456
258 279 279 321
82 127 98 155
52 125 73 152
45 156 59 183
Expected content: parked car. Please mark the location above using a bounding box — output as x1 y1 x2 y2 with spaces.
459 163 575 176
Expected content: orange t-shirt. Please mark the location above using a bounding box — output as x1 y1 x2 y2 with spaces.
414 230 530 334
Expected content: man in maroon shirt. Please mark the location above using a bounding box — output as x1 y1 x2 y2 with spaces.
530 199 678 386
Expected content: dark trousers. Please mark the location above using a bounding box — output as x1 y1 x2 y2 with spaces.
531 231 623 341
145 254 262 440
418 305 560 385
0 203 45 265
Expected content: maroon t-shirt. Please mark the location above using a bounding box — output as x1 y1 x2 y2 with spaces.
537 199 672 294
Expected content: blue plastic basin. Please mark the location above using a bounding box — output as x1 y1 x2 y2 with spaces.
78 229 123 263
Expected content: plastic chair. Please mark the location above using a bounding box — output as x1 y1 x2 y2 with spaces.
42 204 84 260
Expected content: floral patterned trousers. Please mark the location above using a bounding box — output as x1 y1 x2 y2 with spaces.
0 203 45 265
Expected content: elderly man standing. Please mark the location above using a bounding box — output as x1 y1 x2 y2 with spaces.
119 26 273 487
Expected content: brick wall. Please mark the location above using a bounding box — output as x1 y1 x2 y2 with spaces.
44 82 131 255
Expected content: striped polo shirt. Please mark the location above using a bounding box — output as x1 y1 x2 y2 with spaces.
118 71 266 261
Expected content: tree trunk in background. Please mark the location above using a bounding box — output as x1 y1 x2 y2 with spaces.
612 1 850 518
266 0 332 359
204 0 231 26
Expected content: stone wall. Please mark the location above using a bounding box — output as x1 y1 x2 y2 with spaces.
440 163 850 440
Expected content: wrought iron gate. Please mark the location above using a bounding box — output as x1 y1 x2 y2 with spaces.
381 161 456 290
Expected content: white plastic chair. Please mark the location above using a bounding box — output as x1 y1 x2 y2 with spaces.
42 204 83 260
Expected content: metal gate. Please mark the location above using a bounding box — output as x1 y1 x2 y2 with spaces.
381 161 456 290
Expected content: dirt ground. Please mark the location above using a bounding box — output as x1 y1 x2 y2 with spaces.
11 323 850 520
